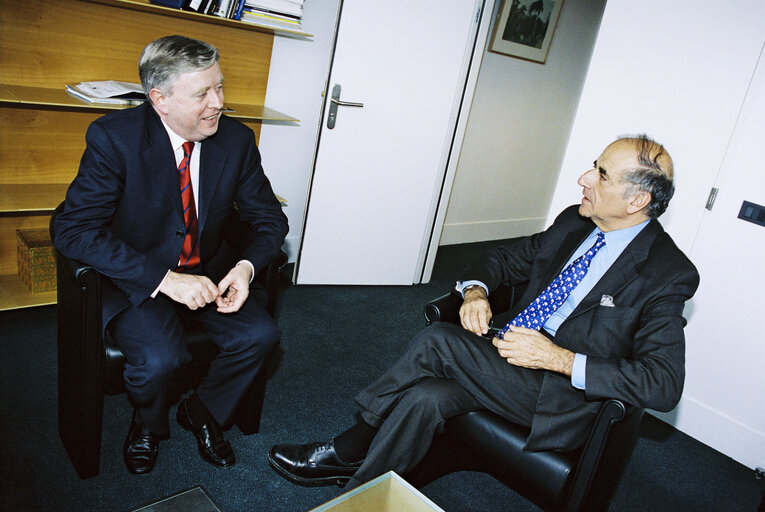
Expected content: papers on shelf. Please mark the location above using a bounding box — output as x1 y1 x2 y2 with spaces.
244 0 304 18
66 81 147 105
242 0 303 30
240 8 301 30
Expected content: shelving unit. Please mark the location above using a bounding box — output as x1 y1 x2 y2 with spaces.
0 0 304 310
83 0 312 37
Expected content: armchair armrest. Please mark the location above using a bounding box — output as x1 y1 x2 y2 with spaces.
565 399 644 512
256 251 288 318
423 283 524 327
424 292 462 326
55 248 102 370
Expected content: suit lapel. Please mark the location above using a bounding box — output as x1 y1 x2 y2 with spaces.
565 218 661 320
197 135 228 235
142 106 183 221
531 221 593 299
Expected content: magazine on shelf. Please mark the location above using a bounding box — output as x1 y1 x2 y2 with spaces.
240 7 301 29
244 0 303 18
66 81 147 105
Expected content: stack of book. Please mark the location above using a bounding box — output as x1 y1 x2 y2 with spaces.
150 0 305 29
183 0 247 20
65 81 147 105
240 0 304 31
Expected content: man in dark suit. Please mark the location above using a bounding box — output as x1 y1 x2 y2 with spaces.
268 135 699 489
54 35 288 474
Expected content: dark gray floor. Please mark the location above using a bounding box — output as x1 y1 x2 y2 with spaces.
1 241 763 511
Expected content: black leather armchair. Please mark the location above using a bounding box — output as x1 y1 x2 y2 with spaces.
405 288 644 512
51 203 288 479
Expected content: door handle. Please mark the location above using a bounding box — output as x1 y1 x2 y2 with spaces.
331 98 364 107
327 84 363 129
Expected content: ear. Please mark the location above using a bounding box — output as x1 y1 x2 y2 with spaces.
626 190 651 215
148 88 168 114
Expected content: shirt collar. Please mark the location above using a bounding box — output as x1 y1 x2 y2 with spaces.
160 119 193 153
598 219 650 253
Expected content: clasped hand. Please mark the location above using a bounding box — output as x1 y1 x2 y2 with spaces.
159 264 251 313
491 325 573 375
459 289 573 375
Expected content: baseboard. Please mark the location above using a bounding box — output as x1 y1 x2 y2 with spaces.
650 395 765 471
439 217 546 246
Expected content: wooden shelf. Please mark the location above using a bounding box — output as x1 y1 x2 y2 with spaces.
0 273 56 311
0 184 69 214
0 84 298 123
225 103 298 122
82 0 312 37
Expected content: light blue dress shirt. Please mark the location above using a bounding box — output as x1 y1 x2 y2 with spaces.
456 219 649 389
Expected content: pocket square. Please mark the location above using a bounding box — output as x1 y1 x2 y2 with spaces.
600 294 615 307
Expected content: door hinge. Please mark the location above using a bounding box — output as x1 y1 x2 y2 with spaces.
705 187 719 210
475 5 482 23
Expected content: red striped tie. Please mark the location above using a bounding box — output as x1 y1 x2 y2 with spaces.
177 141 200 270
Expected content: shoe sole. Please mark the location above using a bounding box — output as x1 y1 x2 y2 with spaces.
267 452 351 488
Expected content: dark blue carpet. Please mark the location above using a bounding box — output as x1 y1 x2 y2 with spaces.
1 241 762 511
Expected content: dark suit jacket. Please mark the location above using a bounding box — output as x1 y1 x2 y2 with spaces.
461 205 699 451
53 102 288 327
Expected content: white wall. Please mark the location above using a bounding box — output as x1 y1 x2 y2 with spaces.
439 0 606 245
548 0 765 469
257 0 341 261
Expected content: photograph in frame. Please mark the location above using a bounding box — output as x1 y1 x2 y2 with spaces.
489 0 564 63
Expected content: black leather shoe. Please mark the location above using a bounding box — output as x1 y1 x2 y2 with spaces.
268 439 362 487
123 409 159 475
177 397 235 467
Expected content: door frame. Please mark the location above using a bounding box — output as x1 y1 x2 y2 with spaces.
419 0 497 282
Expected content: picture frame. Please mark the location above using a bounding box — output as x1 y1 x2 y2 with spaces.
489 0 564 63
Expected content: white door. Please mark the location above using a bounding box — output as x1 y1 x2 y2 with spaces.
296 0 484 285
674 44 765 469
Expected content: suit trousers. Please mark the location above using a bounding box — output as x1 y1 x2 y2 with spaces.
108 288 279 435
348 322 545 488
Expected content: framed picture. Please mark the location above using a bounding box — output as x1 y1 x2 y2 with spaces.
489 0 564 63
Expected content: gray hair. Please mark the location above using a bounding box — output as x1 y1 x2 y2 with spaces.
619 134 675 218
138 35 219 97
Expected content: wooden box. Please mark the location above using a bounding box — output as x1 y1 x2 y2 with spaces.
17 229 56 292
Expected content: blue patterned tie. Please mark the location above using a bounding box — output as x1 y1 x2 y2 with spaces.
497 232 606 339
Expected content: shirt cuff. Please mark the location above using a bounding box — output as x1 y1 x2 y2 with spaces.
571 353 587 390
455 280 489 298
237 260 255 283
152 270 171 299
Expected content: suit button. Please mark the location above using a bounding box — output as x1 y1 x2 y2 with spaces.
176 230 184 237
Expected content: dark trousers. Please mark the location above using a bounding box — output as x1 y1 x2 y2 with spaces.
349 322 544 488
109 290 279 435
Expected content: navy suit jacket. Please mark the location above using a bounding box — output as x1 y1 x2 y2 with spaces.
54 102 288 327
461 205 699 451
